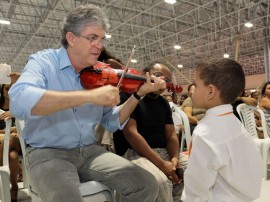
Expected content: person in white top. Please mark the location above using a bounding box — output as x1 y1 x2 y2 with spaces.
183 58 263 202
164 94 182 134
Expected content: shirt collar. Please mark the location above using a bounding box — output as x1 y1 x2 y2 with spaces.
59 47 72 70
204 104 233 119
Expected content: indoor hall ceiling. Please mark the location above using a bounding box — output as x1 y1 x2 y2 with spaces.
0 0 269 86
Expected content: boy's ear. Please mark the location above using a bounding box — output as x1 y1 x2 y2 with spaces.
208 84 217 100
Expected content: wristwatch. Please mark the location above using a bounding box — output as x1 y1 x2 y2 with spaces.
133 92 143 101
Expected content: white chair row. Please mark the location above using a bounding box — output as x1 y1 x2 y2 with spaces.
236 103 270 180
0 109 13 202
0 112 115 202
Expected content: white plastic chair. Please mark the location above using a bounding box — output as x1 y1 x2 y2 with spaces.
0 109 30 202
0 109 12 202
257 108 270 180
236 103 270 179
15 119 115 202
178 109 192 153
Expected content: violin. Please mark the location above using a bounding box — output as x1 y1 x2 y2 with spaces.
80 62 183 94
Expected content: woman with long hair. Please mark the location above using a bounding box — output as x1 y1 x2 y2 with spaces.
259 81 270 134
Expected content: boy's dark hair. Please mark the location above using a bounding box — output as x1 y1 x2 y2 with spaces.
197 58 245 104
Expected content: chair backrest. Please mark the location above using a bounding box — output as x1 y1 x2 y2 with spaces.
0 109 12 202
178 109 192 152
168 102 182 134
236 103 269 139
15 118 115 202
15 119 29 188
257 108 270 139
0 110 12 168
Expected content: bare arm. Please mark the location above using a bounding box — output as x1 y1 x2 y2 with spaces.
123 118 164 167
239 97 258 107
123 119 180 183
183 106 198 125
259 97 270 110
165 124 180 164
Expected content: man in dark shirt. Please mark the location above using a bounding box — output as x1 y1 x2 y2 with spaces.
115 62 184 202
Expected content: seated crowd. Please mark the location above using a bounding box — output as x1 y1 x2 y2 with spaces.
1 63 266 202
0 4 266 202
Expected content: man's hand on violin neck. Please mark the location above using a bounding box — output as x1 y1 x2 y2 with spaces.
89 85 120 107
137 72 166 96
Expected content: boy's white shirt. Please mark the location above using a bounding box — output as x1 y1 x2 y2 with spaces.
183 104 263 202
168 101 182 133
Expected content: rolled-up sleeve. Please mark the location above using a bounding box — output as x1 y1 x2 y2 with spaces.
101 106 129 133
9 85 46 120
9 57 47 120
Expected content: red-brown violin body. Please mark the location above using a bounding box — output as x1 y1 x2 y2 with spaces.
80 61 183 94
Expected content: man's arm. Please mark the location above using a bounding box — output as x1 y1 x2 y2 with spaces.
31 85 120 116
123 119 180 183
238 96 258 107
183 106 198 125
165 124 180 168
118 73 165 124
259 97 270 110
28 72 165 119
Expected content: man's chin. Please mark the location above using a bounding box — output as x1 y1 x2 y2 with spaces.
90 59 98 66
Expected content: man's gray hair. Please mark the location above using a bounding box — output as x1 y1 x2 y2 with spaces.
61 4 110 48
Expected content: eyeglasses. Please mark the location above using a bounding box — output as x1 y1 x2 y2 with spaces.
77 34 109 46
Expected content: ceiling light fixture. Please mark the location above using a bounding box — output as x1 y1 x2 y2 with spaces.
244 21 253 28
177 64 183 68
164 0 176 4
223 53 230 58
174 45 181 50
131 59 137 63
0 19 10 25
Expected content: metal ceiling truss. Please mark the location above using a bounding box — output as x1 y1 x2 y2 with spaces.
0 0 269 85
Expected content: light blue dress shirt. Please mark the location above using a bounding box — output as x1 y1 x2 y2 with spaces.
9 47 124 148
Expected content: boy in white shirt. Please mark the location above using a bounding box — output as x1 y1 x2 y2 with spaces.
183 58 263 202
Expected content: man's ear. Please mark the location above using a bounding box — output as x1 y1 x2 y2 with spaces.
66 32 76 47
208 84 217 100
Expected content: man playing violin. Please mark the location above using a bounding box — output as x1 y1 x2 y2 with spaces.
8 4 165 202
114 62 184 202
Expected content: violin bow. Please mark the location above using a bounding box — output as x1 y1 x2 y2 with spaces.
116 45 136 89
